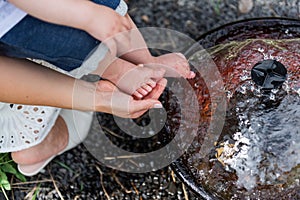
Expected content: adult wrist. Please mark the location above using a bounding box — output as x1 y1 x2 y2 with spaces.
72 79 97 111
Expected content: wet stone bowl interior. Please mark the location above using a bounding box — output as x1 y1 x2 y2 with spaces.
171 18 300 200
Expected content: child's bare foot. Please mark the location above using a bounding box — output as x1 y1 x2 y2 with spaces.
97 78 167 101
96 57 165 99
95 80 166 118
11 116 68 165
150 53 195 79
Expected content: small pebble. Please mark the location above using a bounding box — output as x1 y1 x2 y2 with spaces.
141 15 150 23
238 0 254 14
167 182 177 195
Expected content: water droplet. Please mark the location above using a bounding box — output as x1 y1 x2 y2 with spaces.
240 75 249 81
271 89 279 94
269 93 275 101
149 130 155 135
296 88 300 96
240 85 247 94
258 47 264 53
285 29 289 34
225 91 232 99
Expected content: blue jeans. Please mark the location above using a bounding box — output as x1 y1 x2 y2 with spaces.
0 0 122 72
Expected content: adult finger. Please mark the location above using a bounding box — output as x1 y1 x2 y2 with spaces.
129 99 163 118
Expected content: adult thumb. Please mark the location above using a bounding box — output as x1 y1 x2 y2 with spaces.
130 99 163 118
134 99 163 112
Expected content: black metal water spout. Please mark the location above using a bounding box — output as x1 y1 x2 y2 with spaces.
251 59 287 90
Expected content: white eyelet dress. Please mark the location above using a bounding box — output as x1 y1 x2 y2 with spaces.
0 0 128 153
0 103 61 152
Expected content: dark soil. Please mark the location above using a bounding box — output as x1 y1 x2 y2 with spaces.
5 0 300 199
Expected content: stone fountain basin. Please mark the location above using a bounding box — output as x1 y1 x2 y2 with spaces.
171 18 300 200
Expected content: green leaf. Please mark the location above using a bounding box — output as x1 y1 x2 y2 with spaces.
0 153 9 164
32 184 41 200
15 171 26 182
1 163 17 175
0 154 27 182
0 179 10 191
55 161 74 172
0 169 11 190
0 179 8 185
0 170 8 182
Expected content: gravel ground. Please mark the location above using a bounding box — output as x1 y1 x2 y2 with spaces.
4 0 300 200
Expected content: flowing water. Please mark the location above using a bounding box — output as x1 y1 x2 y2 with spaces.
181 38 300 199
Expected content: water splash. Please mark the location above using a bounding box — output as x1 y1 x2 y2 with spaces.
219 84 300 190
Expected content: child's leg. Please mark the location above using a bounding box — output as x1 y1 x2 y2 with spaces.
91 53 165 98
119 14 195 79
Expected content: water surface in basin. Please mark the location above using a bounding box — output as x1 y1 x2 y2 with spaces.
183 38 300 199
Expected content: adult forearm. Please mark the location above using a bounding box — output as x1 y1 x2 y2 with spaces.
0 56 166 118
0 56 95 110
